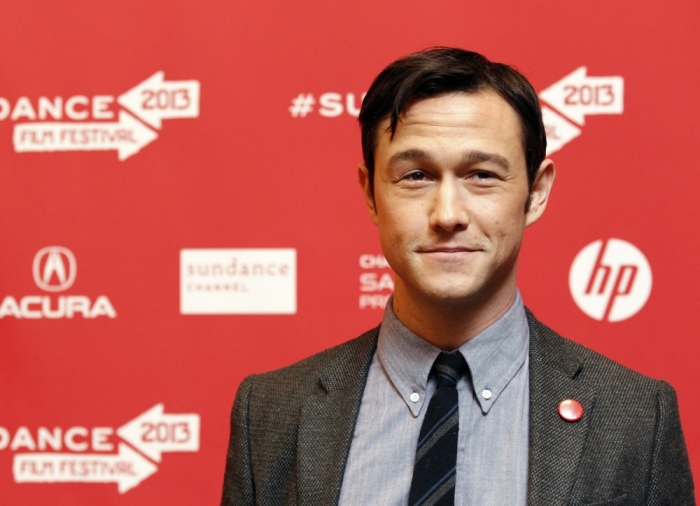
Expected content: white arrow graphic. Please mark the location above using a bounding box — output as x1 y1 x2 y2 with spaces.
539 66 624 125
542 105 582 155
13 110 158 161
118 71 200 129
13 443 158 494
117 404 200 463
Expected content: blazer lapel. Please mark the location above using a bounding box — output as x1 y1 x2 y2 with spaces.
297 328 378 506
527 310 596 506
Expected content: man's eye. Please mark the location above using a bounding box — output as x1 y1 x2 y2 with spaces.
473 171 494 180
406 171 427 181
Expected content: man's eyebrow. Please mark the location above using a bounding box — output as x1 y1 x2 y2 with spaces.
387 149 434 166
462 150 510 170
387 149 510 170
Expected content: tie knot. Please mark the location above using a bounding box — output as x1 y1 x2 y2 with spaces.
433 352 468 387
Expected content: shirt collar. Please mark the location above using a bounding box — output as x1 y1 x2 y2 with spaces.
377 291 529 417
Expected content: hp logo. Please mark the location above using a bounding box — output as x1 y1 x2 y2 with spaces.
569 239 652 322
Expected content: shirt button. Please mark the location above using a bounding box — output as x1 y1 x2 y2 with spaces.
482 389 492 400
410 392 420 403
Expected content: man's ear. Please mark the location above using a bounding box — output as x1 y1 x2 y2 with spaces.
525 158 556 227
358 164 379 225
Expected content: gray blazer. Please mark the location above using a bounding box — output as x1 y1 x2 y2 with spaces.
221 310 695 505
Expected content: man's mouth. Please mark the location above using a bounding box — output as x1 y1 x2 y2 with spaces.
418 246 478 253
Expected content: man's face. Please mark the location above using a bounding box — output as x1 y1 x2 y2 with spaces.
360 91 553 308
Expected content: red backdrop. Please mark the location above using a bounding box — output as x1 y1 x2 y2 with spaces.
1 0 698 503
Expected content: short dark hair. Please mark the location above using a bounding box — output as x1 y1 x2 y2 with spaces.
359 47 546 197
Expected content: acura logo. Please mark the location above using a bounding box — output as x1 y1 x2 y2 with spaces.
32 246 77 292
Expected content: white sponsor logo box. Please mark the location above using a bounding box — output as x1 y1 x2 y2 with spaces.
180 248 296 314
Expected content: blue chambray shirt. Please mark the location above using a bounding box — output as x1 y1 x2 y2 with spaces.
339 292 529 506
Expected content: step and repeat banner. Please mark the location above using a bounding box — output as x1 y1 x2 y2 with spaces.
1 0 698 504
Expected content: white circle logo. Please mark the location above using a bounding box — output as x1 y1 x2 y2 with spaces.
569 239 652 322
32 246 77 292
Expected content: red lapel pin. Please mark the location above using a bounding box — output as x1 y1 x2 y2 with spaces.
558 399 584 422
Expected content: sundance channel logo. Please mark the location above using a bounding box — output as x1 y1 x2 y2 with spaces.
569 239 652 322
0 246 116 319
180 249 296 315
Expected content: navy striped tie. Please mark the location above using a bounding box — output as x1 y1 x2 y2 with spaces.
408 351 468 506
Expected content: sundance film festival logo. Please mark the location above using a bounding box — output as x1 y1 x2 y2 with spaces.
180 248 296 314
569 239 652 322
539 67 623 155
5 404 199 493
4 71 200 160
0 246 116 319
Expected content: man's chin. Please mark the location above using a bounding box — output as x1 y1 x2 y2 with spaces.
415 282 482 306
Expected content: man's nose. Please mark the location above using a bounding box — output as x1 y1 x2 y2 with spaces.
429 179 469 232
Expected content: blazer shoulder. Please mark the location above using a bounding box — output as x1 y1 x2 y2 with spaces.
526 308 663 394
244 327 379 405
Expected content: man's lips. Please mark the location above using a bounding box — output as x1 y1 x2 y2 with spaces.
418 246 479 253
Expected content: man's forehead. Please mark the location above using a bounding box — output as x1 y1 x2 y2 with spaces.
376 91 525 159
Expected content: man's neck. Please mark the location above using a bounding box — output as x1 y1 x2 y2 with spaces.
391 283 517 351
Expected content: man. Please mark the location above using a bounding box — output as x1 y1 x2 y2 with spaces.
221 48 695 505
